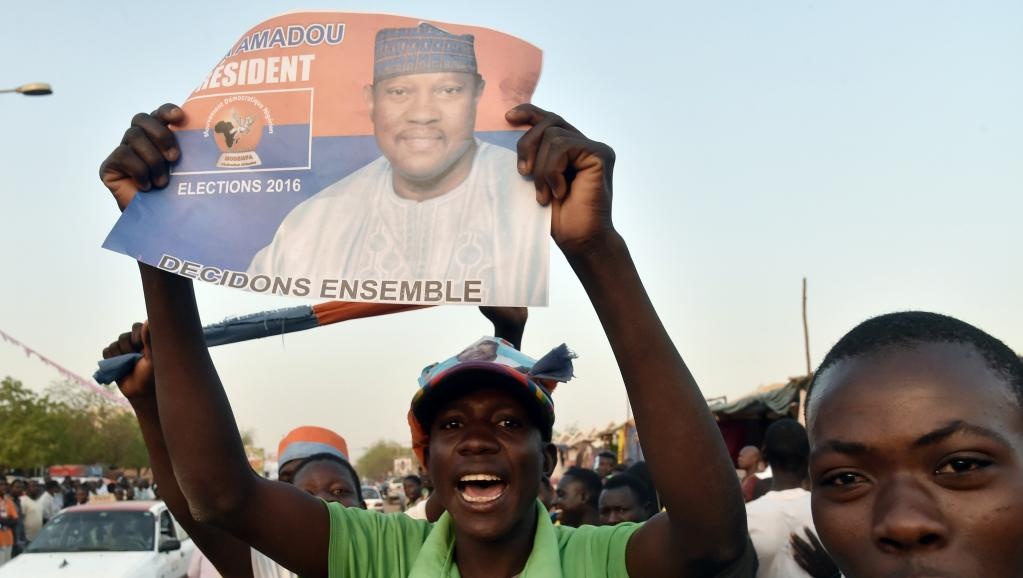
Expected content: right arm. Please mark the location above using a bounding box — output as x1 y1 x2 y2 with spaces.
100 105 331 578
102 323 253 578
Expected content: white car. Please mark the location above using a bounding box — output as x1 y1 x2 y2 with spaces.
0 500 195 578
361 486 385 512
386 478 406 506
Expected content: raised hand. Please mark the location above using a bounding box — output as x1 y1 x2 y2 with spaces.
99 103 184 211
101 321 154 400
506 104 616 258
479 306 528 349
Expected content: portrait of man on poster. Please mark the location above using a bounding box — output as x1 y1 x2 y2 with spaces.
247 22 548 305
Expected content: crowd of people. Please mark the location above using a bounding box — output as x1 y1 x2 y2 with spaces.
0 473 158 565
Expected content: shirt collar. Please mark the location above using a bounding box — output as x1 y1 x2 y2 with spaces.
409 500 561 578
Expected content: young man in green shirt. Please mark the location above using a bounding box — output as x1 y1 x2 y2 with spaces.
98 101 754 577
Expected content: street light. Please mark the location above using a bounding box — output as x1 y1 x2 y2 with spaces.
0 82 53 96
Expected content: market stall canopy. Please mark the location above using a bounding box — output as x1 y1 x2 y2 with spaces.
707 376 810 419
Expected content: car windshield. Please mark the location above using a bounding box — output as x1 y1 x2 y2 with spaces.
26 510 155 553
362 487 381 499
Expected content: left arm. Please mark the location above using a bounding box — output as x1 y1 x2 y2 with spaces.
508 105 750 578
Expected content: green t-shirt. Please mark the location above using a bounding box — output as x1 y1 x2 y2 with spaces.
326 500 639 578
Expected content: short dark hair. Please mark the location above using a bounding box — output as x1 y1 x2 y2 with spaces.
403 475 422 486
625 461 659 510
292 452 364 503
762 418 809 475
602 473 654 510
597 451 617 463
806 311 1023 422
563 466 602 507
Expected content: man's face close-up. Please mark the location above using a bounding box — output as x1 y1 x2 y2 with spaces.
369 72 482 189
554 476 589 515
808 342 1023 578
403 478 422 502
293 460 363 509
426 385 553 542
598 487 648 525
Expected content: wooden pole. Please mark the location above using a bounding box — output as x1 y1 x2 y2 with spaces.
802 277 812 376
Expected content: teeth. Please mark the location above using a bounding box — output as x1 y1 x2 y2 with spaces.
460 474 502 482
461 493 501 503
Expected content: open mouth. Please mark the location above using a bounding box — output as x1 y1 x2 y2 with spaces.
457 474 507 504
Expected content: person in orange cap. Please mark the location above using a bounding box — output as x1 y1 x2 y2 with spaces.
276 426 352 484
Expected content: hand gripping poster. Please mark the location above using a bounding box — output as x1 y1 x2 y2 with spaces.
103 12 547 306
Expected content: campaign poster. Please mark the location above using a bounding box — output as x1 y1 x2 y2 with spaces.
103 12 548 306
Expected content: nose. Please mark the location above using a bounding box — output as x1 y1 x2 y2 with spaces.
872 476 948 553
405 90 440 124
455 421 500 456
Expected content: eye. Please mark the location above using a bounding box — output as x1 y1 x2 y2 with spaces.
440 418 463 430
437 85 463 96
819 471 866 487
935 456 992 475
330 487 350 498
386 87 409 98
497 418 522 429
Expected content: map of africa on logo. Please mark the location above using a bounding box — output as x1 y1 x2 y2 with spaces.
211 98 266 168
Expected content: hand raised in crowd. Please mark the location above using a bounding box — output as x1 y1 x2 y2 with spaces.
507 104 615 258
98 103 183 211
479 306 528 349
101 321 154 400
791 527 841 578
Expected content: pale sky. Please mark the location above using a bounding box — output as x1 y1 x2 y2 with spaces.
2 0 1020 461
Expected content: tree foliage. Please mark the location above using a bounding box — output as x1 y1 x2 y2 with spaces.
355 440 412 481
0 376 148 471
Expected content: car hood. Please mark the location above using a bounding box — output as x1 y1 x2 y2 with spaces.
0 551 155 577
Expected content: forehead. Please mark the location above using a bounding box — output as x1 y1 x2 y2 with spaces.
435 385 532 415
808 342 1021 448
293 460 354 485
374 71 477 90
558 475 585 490
600 486 639 506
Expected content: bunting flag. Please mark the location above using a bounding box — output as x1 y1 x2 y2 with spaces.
93 301 427 385
0 328 129 407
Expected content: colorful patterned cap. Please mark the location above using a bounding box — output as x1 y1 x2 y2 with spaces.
408 337 576 465
277 426 350 471
374 22 478 82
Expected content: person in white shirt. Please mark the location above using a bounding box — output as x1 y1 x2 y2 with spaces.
39 481 61 523
18 481 45 542
745 419 832 578
247 22 548 306
135 479 156 501
401 475 428 520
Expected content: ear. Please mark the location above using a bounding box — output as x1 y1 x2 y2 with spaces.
542 442 557 478
474 76 486 99
363 84 375 115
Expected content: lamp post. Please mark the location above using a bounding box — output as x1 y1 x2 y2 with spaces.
0 83 53 96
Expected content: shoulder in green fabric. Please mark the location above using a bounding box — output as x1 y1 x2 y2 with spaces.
326 500 640 578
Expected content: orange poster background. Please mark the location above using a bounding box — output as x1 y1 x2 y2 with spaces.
181 12 543 137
